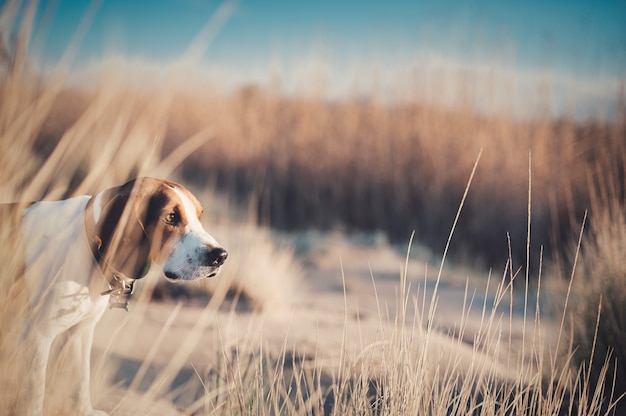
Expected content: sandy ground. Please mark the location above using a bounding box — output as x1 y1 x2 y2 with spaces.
92 235 544 414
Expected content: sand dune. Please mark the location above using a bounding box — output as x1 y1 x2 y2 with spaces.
92 234 543 414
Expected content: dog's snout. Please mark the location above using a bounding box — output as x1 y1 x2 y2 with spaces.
206 247 228 267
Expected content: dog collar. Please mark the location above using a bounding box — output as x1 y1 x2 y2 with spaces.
90 238 140 311
85 197 139 311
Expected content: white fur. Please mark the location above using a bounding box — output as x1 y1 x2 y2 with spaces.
91 191 104 223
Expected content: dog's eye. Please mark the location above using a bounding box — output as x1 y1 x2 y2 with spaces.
165 212 180 225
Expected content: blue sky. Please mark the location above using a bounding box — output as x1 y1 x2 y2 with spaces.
7 0 626 117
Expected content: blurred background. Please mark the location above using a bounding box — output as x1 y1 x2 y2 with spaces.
27 0 626 117
2 0 626 270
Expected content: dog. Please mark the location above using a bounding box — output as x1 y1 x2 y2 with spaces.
9 177 227 415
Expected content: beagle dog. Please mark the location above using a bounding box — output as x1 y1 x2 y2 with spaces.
12 177 227 415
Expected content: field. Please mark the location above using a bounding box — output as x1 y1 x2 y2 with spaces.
1 4 626 415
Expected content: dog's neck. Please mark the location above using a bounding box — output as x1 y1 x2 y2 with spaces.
84 193 146 310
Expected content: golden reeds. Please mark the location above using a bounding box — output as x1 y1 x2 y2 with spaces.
1 3 625 414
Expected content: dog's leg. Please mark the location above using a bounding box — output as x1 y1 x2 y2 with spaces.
67 319 109 416
22 332 54 416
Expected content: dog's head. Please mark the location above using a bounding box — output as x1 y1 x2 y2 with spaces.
85 177 227 281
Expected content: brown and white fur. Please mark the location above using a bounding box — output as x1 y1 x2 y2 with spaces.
14 177 227 415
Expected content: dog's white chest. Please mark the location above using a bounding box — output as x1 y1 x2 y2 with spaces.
38 281 109 338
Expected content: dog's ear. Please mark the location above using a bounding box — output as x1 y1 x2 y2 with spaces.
92 180 153 279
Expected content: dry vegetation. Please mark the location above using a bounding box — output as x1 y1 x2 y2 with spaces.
1 3 626 415
33 69 626 270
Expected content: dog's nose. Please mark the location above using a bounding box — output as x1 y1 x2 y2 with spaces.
207 247 228 267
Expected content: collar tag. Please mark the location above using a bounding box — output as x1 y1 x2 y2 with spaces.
101 275 135 311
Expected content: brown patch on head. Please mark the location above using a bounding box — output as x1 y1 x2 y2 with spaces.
87 178 201 279
139 182 188 264
162 179 203 220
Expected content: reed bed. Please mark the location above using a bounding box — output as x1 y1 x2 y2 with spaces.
1 3 625 414
27 69 625 269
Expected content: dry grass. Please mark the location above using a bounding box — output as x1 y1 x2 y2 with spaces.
30 67 626 270
1 3 625 415
556 186 626 413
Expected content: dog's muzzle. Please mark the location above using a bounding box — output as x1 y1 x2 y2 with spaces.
164 247 228 281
